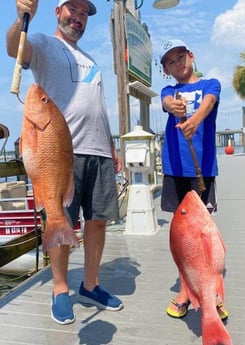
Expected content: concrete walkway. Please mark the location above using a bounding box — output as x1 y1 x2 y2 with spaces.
0 154 244 344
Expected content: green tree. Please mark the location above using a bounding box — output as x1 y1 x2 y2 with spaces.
232 52 245 100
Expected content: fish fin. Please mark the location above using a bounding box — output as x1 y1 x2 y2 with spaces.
201 231 217 265
202 315 233 345
42 216 80 251
33 190 44 211
33 197 44 211
25 112 51 131
63 172 74 207
216 274 225 303
34 203 44 212
180 273 200 310
201 230 226 278
188 294 199 311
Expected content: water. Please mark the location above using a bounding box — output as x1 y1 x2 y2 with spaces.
0 272 30 298
217 145 244 155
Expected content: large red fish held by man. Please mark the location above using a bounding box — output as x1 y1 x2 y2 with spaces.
20 83 80 251
170 190 233 345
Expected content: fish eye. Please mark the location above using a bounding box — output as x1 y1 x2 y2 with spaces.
41 97 49 104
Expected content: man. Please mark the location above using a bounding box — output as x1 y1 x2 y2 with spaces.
6 0 123 325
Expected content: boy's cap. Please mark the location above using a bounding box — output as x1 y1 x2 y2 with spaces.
161 39 189 64
57 0 96 16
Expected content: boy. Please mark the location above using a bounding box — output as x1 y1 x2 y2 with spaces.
160 39 228 320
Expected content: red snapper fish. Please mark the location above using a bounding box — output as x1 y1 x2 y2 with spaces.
170 190 233 345
20 83 80 251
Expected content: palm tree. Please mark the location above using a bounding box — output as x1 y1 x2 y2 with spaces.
232 52 245 100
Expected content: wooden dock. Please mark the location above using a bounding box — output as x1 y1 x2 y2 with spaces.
0 154 244 345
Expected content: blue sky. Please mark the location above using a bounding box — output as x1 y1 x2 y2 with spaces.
1 0 244 150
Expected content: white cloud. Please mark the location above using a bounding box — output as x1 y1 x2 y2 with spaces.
211 0 245 50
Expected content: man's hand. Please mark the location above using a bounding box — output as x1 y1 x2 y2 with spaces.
16 0 38 21
112 148 122 174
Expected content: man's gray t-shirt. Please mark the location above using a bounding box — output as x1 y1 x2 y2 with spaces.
28 33 112 158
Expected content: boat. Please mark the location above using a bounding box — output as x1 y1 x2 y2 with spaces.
0 180 41 243
0 177 84 275
0 123 44 275
0 124 40 241
0 124 80 275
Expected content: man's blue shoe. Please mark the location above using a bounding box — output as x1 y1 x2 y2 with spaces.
79 282 124 311
51 292 76 325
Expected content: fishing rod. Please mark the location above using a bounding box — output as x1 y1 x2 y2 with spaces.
9 11 41 268
10 12 30 102
175 91 206 193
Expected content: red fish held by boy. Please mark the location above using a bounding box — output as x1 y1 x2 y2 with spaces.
20 83 80 251
170 190 233 345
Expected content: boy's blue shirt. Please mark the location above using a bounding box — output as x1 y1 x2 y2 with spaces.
161 78 221 177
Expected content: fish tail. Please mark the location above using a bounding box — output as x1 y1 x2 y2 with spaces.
42 216 80 251
202 316 233 345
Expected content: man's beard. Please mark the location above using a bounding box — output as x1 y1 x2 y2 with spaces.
58 18 85 41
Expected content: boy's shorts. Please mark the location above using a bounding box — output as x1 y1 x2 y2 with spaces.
161 175 217 214
65 154 119 226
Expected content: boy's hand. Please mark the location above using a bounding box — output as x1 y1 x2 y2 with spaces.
170 97 187 117
176 117 197 140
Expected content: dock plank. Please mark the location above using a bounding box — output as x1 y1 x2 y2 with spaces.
0 154 245 344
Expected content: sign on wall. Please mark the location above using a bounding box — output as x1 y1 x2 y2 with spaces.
124 13 152 87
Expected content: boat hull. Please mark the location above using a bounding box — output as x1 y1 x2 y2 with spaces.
0 208 41 243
